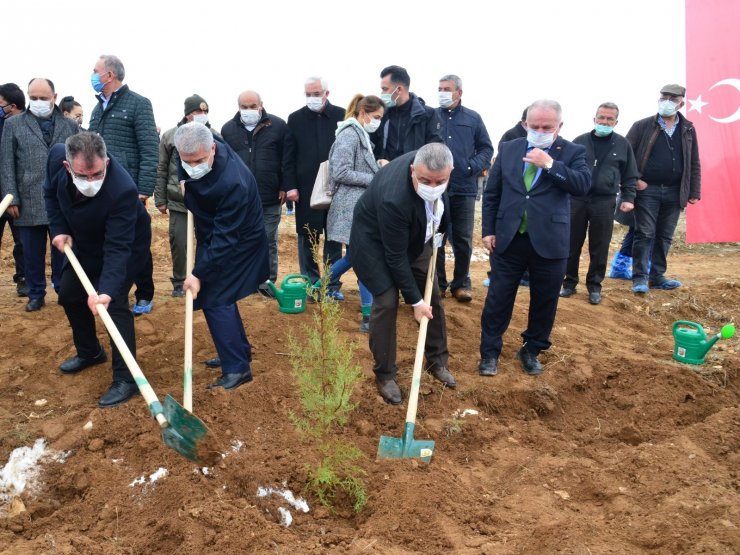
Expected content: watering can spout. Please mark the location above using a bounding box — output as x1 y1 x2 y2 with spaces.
265 280 282 303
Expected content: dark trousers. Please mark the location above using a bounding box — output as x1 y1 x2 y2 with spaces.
202 304 252 375
297 233 342 288
168 210 187 287
619 227 635 256
436 195 475 292
480 233 566 359
58 265 135 383
18 225 63 300
369 242 448 380
133 250 155 302
563 195 616 293
263 203 281 282
633 185 681 283
0 213 24 282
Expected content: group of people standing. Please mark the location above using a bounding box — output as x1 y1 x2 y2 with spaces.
0 54 701 408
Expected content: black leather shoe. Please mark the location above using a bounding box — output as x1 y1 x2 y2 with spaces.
60 348 107 374
16 279 29 297
98 381 139 408
559 287 576 298
517 347 543 376
207 372 253 390
588 292 602 305
376 379 402 405
25 298 45 312
204 357 221 368
428 366 457 388
479 358 498 376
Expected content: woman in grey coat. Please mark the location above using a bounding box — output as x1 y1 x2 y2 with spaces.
326 94 384 332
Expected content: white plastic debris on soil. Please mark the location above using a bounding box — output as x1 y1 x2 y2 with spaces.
129 467 168 487
0 438 68 510
257 486 310 527
453 408 479 418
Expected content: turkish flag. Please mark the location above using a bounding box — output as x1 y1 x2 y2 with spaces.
685 0 740 243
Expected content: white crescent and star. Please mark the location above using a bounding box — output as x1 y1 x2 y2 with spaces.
688 78 740 123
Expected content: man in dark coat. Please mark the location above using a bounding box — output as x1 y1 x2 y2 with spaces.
351 144 457 405
45 133 152 408
284 76 344 294
176 122 270 390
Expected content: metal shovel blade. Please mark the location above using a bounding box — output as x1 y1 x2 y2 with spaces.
377 422 435 463
162 394 221 465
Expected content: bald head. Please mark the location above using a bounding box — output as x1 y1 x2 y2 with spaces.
238 90 262 110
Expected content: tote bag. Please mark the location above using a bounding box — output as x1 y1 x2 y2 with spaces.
310 159 333 209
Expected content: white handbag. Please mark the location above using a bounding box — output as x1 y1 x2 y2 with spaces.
310 160 333 209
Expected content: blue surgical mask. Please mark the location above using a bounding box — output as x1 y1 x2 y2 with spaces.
91 73 105 93
593 124 613 137
182 161 211 180
658 99 678 117
527 129 555 149
381 87 399 109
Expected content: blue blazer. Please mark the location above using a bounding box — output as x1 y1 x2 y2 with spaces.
482 136 591 259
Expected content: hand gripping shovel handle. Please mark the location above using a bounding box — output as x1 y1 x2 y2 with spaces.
63 244 169 429
183 211 194 412
0 193 14 214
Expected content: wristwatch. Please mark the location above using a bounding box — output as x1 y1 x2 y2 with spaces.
544 158 554 171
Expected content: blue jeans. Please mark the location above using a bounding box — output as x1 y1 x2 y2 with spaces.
633 185 681 284
329 246 372 306
436 194 475 291
18 225 63 300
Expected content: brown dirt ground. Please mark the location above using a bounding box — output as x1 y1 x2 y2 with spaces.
0 212 738 555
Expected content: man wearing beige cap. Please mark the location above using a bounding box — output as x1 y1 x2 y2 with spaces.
626 84 701 295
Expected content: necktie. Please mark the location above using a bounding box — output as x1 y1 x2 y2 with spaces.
519 163 537 234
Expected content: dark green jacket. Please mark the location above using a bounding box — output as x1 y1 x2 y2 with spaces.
88 85 159 196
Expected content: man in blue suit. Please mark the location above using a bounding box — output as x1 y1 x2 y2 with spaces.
176 122 270 390
479 100 591 377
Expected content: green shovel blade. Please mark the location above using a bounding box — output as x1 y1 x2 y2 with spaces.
161 394 219 464
377 422 435 463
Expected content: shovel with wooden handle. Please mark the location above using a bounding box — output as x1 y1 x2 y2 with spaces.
183 210 194 412
0 193 14 214
63 243 219 464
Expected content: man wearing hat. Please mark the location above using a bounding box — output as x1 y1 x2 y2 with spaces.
155 94 218 297
625 84 701 295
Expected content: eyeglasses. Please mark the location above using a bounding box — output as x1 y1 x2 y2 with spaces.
68 166 106 181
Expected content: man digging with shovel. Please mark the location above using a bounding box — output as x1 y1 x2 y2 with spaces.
351 143 457 404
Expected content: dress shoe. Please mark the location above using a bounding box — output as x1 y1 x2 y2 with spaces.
98 381 139 408
452 288 473 303
559 287 576 298
588 292 602 305
427 366 457 388
16 279 29 297
25 298 45 312
204 357 221 368
376 379 402 405
60 348 108 374
516 346 543 376
479 358 498 376
207 372 253 390
171 285 185 298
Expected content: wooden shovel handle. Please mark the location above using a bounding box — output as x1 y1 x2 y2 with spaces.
0 193 14 214
63 244 168 428
183 211 194 412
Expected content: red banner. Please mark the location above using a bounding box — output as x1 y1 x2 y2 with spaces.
685 0 740 243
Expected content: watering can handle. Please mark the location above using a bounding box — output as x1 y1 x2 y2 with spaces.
672 321 703 333
282 274 311 283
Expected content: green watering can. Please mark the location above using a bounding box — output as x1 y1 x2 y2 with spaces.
266 274 310 314
672 321 735 365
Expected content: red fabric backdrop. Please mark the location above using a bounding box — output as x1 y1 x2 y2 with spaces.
685 0 740 243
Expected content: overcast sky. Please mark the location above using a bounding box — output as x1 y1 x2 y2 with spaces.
5 0 685 145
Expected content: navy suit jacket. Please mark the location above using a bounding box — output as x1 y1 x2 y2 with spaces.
482 136 591 259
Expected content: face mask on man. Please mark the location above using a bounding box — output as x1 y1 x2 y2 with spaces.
182 161 211 180
593 123 614 137
192 113 209 125
381 87 399 109
658 99 678 117
527 129 556 149
438 91 454 109
306 96 324 112
72 174 105 197
363 117 381 134
29 99 53 118
240 109 260 127
416 182 447 203
91 73 105 93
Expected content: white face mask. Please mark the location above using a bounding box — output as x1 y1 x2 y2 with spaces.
306 96 325 112
417 182 447 202
182 161 211 180
438 91 454 109
363 117 381 134
527 129 556 149
192 113 209 125
29 99 53 118
72 174 104 197
658 99 678 117
240 109 260 127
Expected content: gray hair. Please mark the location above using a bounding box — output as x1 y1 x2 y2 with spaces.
174 122 214 155
439 74 462 90
305 76 328 91
99 55 125 81
527 99 562 120
65 132 107 167
413 143 454 172
597 101 620 117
